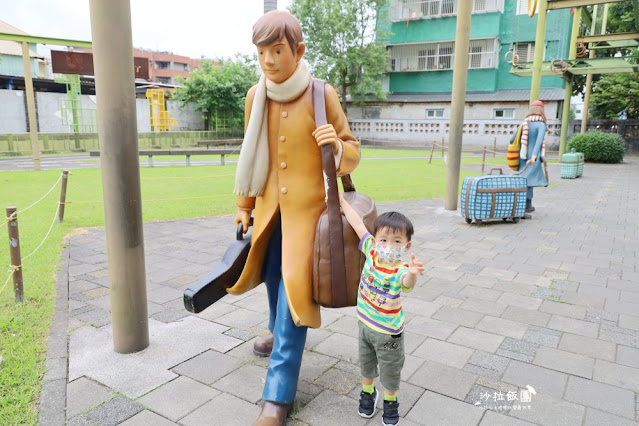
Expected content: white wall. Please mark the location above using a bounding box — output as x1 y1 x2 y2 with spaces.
0 90 27 133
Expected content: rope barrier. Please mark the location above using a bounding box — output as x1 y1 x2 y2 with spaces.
0 266 19 297
0 215 16 229
17 173 63 216
21 204 60 263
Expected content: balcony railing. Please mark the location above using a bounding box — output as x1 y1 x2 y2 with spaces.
389 0 503 21
389 39 498 72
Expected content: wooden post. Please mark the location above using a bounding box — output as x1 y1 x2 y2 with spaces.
429 142 435 164
481 146 487 174
493 137 497 158
6 207 24 303
58 170 69 223
441 136 445 158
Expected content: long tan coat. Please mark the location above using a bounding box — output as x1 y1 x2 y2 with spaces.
227 81 360 328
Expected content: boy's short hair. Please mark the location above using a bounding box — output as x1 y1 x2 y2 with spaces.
252 10 303 53
373 211 414 241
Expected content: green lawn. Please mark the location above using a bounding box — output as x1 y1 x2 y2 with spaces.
0 156 481 423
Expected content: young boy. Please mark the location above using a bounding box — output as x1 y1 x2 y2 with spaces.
339 193 425 426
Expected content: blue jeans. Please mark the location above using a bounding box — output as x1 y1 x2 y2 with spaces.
262 218 308 404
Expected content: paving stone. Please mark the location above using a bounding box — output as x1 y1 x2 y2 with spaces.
560 291 605 309
619 314 639 331
431 306 484 328
411 338 475 369
119 410 178 426
298 350 338 383
150 308 190 323
305 327 332 350
433 294 464 308
458 299 508 317
479 267 517 281
325 315 360 338
465 351 510 377
408 360 476 400
313 332 359 365
223 328 255 341
479 410 537 426
564 376 636 420
584 408 639 426
297 390 369 425
402 316 458 341
179 393 260 426
211 364 266 404
458 285 503 302
137 376 219 421
508 392 585 426
406 391 484 426
599 324 638 347
584 308 619 325
502 360 568 399
477 316 528 340
547 315 600 339
74 308 111 328
171 350 244 385
457 263 485 275
501 306 550 328
496 337 539 363
539 300 586 320
533 346 594 379
314 366 360 395
85 397 143 426
224 338 270 368
616 345 639 369
550 279 579 293
214 308 269 331
593 359 639 392
531 286 563 302
496 293 542 310
66 377 112 419
447 326 504 353
558 333 616 361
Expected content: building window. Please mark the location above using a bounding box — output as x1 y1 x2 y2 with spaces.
156 61 170 69
426 108 444 118
494 108 515 119
517 0 539 15
389 0 503 21
156 77 171 84
388 38 497 72
515 43 535 62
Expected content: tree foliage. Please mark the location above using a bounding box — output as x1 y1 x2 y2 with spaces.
590 72 639 119
173 55 258 130
289 0 390 110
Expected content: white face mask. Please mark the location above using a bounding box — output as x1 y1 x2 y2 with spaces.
375 243 407 264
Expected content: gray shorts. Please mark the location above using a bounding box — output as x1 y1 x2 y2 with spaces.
358 321 405 391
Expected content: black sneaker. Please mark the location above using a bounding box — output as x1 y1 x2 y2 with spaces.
382 399 400 425
358 387 379 418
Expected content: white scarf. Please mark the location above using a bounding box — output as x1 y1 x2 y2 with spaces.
234 61 312 197
520 115 546 160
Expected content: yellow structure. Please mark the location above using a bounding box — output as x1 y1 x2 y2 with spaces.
146 89 178 132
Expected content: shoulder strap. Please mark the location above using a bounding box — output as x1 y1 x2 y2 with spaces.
312 79 348 306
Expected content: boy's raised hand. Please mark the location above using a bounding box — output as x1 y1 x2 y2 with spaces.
408 253 425 276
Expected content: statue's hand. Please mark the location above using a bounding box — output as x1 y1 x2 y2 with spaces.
312 124 340 155
234 209 251 233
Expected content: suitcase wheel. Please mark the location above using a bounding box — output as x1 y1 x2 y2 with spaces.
512 217 520 223
465 218 472 224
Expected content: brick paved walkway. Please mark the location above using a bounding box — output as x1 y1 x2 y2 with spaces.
40 158 639 425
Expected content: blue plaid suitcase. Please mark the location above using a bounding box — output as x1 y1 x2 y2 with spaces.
461 168 527 224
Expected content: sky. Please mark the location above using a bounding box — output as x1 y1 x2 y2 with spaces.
2 0 292 60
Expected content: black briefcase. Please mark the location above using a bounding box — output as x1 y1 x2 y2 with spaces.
183 220 252 313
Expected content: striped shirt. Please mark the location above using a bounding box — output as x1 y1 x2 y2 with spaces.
357 233 411 335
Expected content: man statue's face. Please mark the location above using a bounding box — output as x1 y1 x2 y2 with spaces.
257 37 304 84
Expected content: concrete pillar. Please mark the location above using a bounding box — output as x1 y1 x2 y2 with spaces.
529 0 549 105
444 0 472 211
581 5 608 133
559 7 581 159
89 0 149 353
21 42 41 171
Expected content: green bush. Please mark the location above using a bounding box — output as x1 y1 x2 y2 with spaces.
568 131 626 163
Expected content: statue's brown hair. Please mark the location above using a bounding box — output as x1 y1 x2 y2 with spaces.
526 105 547 124
252 10 303 53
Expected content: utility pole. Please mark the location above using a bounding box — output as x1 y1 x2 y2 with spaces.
444 0 472 211
21 42 41 171
89 0 149 353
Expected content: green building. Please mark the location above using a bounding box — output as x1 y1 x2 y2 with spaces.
348 0 573 147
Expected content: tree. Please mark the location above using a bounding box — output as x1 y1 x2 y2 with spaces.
590 72 639 119
173 55 258 131
290 0 390 112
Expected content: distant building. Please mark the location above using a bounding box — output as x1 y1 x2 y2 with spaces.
347 0 574 146
0 20 46 84
133 48 201 86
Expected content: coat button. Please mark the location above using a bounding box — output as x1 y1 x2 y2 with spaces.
279 135 286 142
282 111 288 118
281 187 288 194
280 162 287 169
